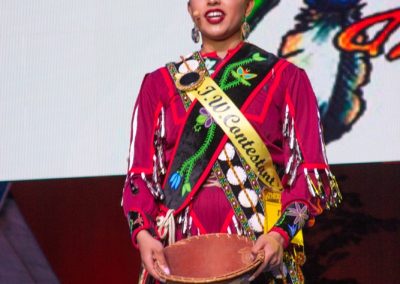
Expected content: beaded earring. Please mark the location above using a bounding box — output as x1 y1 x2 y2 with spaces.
191 25 200 43
241 18 250 40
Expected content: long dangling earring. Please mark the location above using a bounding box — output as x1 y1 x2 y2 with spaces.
241 18 250 40
192 24 200 43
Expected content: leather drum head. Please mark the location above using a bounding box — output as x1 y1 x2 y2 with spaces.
156 233 264 283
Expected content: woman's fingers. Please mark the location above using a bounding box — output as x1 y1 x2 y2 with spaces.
248 233 284 282
251 237 264 255
137 232 168 282
266 254 280 269
249 236 268 281
142 252 163 282
248 250 273 281
153 248 170 275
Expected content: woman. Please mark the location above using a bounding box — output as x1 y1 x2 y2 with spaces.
122 0 341 283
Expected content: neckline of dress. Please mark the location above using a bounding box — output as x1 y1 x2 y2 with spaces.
200 41 245 59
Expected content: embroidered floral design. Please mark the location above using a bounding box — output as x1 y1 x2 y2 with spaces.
169 123 217 196
219 52 267 91
288 223 298 237
168 51 267 197
275 202 309 241
231 66 258 87
194 108 214 132
133 214 144 227
286 202 309 228
275 212 287 227
128 211 144 235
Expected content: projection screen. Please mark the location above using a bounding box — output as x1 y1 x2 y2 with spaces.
1 0 399 181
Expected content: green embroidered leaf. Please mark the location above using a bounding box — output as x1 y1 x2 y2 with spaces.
231 70 240 80
181 182 192 196
196 114 207 125
240 78 251 87
252 52 267 62
231 70 252 87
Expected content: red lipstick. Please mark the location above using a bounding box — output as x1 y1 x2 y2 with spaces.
205 9 225 24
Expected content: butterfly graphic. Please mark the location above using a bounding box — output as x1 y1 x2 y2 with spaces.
237 66 258 80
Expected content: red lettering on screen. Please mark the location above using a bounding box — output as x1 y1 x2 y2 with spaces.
336 8 400 61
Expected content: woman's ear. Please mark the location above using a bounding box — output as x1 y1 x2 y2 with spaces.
245 0 255 17
187 1 193 20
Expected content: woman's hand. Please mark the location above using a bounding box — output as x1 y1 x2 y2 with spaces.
136 230 170 282
248 231 285 281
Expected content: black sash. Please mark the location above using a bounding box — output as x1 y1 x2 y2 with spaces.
163 43 278 213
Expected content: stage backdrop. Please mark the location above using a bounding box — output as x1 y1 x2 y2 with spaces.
1 0 399 181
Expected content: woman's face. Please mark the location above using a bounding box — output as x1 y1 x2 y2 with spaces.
188 0 254 42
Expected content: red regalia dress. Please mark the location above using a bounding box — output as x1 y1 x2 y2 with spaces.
122 42 341 284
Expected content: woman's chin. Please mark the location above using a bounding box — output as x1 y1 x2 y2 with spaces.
202 30 241 43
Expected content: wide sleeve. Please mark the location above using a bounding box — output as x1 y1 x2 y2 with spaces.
122 73 164 248
270 67 342 246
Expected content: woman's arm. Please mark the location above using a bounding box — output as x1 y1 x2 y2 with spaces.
251 65 341 280
122 72 163 248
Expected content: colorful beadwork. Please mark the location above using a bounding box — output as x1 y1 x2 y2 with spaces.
223 148 264 232
219 52 266 91
212 162 256 240
167 53 218 196
275 202 309 239
194 108 214 132
128 211 144 235
239 155 264 212
167 51 269 197
169 123 217 196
